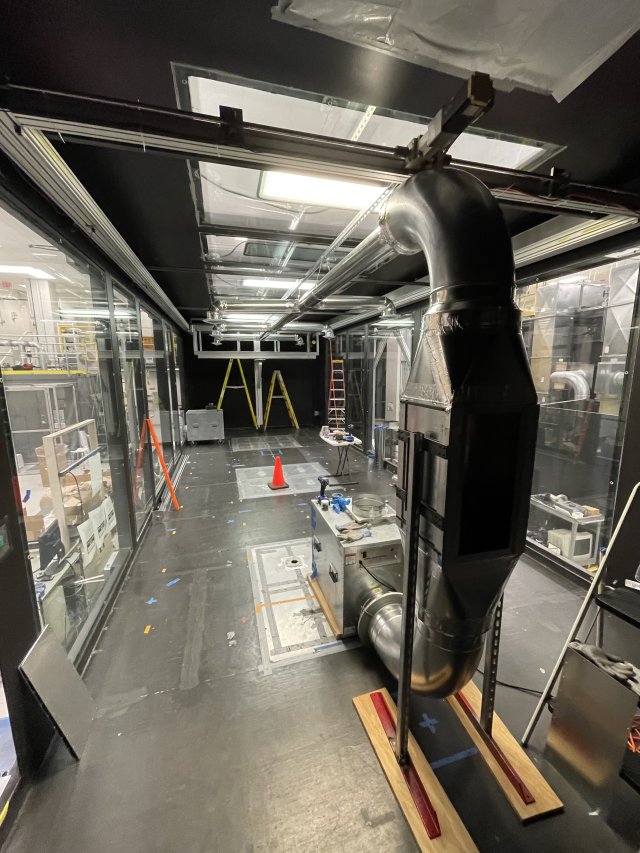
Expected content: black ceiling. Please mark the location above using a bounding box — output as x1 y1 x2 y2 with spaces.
3 0 640 321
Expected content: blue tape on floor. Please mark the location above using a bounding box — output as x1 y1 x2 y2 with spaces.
419 713 439 734
166 578 181 588
430 747 478 770
314 641 343 652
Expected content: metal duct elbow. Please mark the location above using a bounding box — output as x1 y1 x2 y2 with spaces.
358 167 538 697
550 370 590 400
379 168 515 308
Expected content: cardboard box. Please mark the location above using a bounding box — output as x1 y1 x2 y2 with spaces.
36 443 68 487
24 514 45 541
62 483 104 526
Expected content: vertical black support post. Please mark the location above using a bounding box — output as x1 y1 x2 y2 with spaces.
105 277 137 550
136 300 156 510
480 594 503 735
395 431 424 766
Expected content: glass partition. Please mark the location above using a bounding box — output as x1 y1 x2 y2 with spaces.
517 259 639 575
0 201 131 652
140 308 174 487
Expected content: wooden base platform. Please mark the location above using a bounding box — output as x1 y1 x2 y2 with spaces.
447 680 563 823
307 573 343 639
354 688 478 853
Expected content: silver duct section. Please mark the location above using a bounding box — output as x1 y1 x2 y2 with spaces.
550 370 591 400
264 228 396 336
216 295 386 312
353 168 538 697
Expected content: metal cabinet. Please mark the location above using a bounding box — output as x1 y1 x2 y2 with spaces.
185 409 224 443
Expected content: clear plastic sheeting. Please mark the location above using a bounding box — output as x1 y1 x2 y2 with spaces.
273 0 640 101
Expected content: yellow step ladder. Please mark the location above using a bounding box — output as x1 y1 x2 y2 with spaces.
217 358 258 430
263 370 299 430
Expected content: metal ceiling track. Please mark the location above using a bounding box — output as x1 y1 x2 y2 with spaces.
0 112 188 331
3 83 640 218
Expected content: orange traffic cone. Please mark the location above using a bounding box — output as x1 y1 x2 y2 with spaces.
268 455 289 490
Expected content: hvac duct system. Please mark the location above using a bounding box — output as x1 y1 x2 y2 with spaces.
550 370 591 400
344 168 539 697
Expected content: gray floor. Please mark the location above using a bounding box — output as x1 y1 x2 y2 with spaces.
4 429 639 852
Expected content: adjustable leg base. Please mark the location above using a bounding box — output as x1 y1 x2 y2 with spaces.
353 688 478 853
447 680 563 823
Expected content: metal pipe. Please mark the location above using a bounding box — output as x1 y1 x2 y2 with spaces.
550 369 591 399
266 228 396 335
216 296 385 312
355 168 538 697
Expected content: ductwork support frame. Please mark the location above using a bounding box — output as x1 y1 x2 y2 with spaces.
395 431 425 765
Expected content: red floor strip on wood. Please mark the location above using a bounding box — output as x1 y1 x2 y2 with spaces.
454 691 535 805
370 691 442 839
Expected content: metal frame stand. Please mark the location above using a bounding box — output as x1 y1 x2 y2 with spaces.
480 595 503 735
522 480 640 746
333 444 353 477
395 431 424 765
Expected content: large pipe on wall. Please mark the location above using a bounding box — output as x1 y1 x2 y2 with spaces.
354 168 538 696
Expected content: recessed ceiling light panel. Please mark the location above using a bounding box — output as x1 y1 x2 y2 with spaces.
259 171 383 211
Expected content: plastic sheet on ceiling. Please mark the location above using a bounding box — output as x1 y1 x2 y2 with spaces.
273 0 640 101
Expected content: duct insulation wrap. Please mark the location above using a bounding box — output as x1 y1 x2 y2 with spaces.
273 1 640 101
356 168 539 696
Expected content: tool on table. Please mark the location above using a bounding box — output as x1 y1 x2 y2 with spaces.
317 476 330 510
331 493 351 513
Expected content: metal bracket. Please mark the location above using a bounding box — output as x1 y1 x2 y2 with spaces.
405 73 495 172
219 105 245 145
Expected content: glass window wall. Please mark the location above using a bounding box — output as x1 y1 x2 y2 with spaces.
0 202 132 652
517 259 639 575
141 308 174 488
0 201 185 660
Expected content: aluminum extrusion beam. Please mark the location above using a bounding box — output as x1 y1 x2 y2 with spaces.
0 113 188 330
199 222 362 249
195 350 318 360
215 296 385 311
3 85 640 216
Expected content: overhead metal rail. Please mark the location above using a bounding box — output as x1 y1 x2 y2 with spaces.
198 222 362 249
0 112 188 331
3 83 640 219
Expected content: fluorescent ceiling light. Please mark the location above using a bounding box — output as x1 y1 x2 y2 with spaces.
259 171 383 211
242 278 314 291
220 313 279 323
58 308 114 317
0 265 54 279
